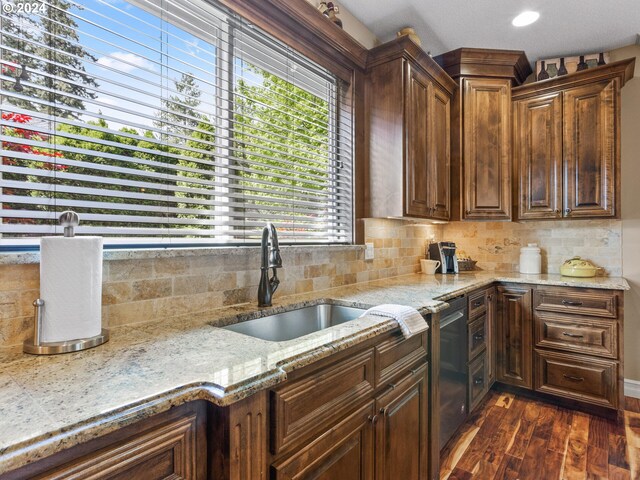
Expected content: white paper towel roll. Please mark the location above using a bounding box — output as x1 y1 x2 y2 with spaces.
40 236 103 343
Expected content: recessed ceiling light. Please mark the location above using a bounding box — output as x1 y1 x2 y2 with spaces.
512 11 540 27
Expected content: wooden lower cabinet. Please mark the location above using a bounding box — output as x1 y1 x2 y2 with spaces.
270 332 430 480
271 402 375 480
1 402 208 480
496 285 533 389
495 283 624 415
375 365 429 480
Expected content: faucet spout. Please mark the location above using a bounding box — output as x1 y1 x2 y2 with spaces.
258 223 282 307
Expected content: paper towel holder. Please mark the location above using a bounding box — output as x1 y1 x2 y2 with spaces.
23 299 109 355
23 211 109 355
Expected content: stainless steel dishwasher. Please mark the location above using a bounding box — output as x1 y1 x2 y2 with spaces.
439 295 468 451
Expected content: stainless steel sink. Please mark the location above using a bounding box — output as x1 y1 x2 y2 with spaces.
222 304 366 341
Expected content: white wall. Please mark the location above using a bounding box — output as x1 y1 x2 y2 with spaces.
611 45 640 381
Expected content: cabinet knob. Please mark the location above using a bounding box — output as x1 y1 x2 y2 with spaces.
368 414 379 424
555 209 560 214
565 208 572 214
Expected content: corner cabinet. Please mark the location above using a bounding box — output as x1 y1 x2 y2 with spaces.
435 48 532 221
366 37 457 221
512 58 635 220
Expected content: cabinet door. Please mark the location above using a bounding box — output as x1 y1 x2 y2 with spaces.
462 78 512 220
429 86 451 220
272 402 375 480
514 93 563 219
563 79 618 218
404 63 431 218
496 285 533 389
375 364 428 480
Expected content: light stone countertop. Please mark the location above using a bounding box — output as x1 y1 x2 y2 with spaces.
0 272 629 473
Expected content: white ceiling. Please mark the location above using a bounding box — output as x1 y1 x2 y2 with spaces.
339 0 639 64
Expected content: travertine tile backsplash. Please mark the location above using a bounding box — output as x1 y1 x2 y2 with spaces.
0 217 623 348
0 219 440 348
442 219 622 276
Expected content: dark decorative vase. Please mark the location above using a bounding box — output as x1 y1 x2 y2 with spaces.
557 58 568 76
538 61 550 80
577 55 588 71
598 52 606 66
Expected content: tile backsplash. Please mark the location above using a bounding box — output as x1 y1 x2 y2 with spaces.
0 219 440 348
0 217 623 348
442 219 622 276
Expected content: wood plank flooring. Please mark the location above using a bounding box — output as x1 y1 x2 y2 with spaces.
440 393 640 480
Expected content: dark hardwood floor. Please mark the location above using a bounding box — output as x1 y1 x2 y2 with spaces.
440 392 640 479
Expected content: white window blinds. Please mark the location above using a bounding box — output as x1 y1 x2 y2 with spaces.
0 0 353 246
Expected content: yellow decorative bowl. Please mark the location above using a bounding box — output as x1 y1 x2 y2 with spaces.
560 256 601 278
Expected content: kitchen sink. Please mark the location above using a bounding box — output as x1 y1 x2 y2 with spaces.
222 304 366 341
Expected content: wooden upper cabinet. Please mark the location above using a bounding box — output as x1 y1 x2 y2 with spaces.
366 37 457 220
435 48 532 221
513 93 563 219
512 58 635 220
462 77 512 219
563 80 616 218
429 86 452 220
404 63 432 217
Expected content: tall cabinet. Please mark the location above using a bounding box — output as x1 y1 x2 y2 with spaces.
512 59 635 220
366 37 457 221
435 48 531 221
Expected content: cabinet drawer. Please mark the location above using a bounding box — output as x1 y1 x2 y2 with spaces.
535 287 617 318
374 330 427 388
534 350 618 409
469 353 488 411
468 289 488 320
535 313 618 359
271 349 375 454
468 314 487 361
36 414 201 480
271 401 375 480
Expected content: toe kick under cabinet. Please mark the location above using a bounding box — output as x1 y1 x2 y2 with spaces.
496 284 624 414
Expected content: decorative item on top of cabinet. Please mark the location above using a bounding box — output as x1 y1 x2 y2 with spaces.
512 58 635 220
434 48 532 221
365 36 457 221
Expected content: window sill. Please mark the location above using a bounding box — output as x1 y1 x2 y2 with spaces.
0 244 364 266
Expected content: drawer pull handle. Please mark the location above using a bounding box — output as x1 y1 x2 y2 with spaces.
473 333 485 341
368 415 379 424
562 300 583 307
563 374 584 382
474 377 484 386
473 300 484 307
562 332 584 339
410 367 422 375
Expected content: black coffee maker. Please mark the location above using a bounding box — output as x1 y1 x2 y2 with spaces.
428 242 459 274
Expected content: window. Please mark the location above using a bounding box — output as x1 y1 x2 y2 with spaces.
0 0 353 247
